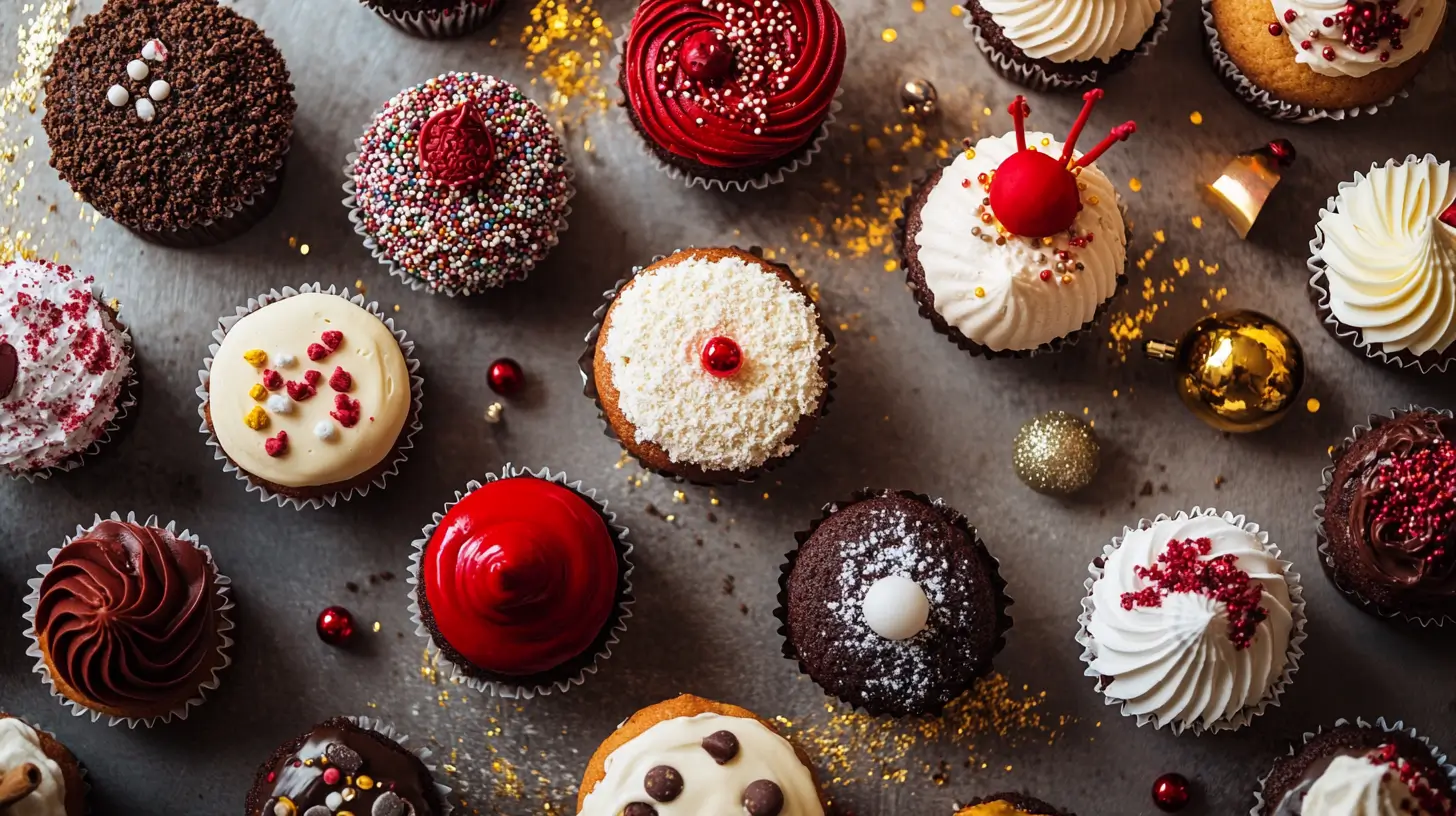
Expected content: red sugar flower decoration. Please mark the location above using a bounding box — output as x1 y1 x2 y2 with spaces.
264 431 289 458
329 367 352 392
286 380 317 402
331 393 361 428
262 369 283 390
418 102 497 188
1120 537 1268 650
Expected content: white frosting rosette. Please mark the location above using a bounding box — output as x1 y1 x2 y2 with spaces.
0 717 85 816
1076 507 1306 735
964 0 1172 91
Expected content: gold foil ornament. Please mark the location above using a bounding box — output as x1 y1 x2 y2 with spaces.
1206 139 1297 238
1145 310 1304 433
1012 411 1100 495
899 78 938 119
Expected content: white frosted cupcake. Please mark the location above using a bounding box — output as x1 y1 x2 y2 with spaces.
1309 154 1456 373
965 0 1170 91
1076 507 1306 735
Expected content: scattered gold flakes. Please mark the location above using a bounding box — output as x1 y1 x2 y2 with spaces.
671 490 687 504
392 304 401 312
522 0 613 122
1128 177 1143 192
883 259 898 272
1307 397 1321 413
583 136 594 153
911 0 926 10
1190 215 1203 229
1153 229 1167 243
299 243 311 255
483 402 504 424
354 278 368 295
950 3 964 14
762 492 771 500
881 28 898 42
614 451 632 469
372 621 382 633
1189 111 1204 125
289 236 298 249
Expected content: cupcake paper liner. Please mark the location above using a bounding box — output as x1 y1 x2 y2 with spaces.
10 288 139 483
133 144 290 248
406 464 634 699
344 715 455 814
894 159 1130 359
1199 0 1405 123
1307 157 1453 374
1315 405 1455 627
1075 506 1307 736
773 488 1014 717
964 0 1172 93
1250 716 1456 815
195 283 423 510
577 246 838 485
21 512 236 729
363 0 501 38
610 25 842 193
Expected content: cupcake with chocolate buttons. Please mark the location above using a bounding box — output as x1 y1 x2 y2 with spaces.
957 794 1075 815
777 489 1012 717
0 714 87 816
43 0 295 246
245 716 450 816
577 694 825 816
198 285 422 509
585 247 834 484
358 0 503 38
965 0 1169 92
1318 407 1456 625
346 72 573 296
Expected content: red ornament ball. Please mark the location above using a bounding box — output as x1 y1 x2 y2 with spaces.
987 149 1082 239
316 606 356 646
487 358 525 396
1152 772 1191 812
1441 200 1456 229
681 29 734 82
701 336 743 378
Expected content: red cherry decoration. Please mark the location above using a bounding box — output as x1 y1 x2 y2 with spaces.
487 358 525 396
701 336 743 378
1440 201 1456 229
316 606 356 646
1152 772 1191 812
418 102 497 188
681 29 734 82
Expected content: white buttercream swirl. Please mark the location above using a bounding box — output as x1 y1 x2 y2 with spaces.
1302 754 1437 816
1087 513 1295 729
912 131 1126 352
979 0 1162 63
0 719 68 816
1318 155 1456 357
1270 0 1445 79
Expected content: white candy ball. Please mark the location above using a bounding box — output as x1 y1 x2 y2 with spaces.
315 421 337 441
265 394 292 415
148 80 170 101
106 84 129 107
324 792 343 810
862 575 930 641
141 41 158 61
134 98 156 122
127 59 149 81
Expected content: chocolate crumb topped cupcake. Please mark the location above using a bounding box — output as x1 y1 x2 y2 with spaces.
1256 719 1456 815
957 793 1075 815
778 489 1012 717
359 0 503 38
43 0 295 247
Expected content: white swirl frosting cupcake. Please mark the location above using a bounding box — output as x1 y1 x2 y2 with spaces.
1310 154 1456 372
1076 508 1306 735
966 0 1168 90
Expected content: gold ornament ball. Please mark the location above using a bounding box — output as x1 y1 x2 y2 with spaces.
1146 309 1304 433
1012 410 1100 495
899 78 938 118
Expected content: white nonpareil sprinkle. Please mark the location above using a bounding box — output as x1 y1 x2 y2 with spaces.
314 421 337 440
135 98 156 122
126 59 149 81
265 395 292 415
106 85 129 107
148 80 171 101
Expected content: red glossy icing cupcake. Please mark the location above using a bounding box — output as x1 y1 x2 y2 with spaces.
408 466 633 697
618 0 846 190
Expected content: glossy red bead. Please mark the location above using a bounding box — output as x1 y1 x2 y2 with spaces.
701 336 743 378
316 606 356 646
487 358 525 396
1152 773 1191 812
680 30 734 82
1441 201 1456 229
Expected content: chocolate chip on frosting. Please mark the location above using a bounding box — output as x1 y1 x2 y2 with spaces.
742 780 784 816
643 766 684 803
623 804 658 816
325 742 364 773
701 730 741 765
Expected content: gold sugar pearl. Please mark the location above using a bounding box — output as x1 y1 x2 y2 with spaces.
356 777 374 791
1061 274 1074 284
974 286 986 298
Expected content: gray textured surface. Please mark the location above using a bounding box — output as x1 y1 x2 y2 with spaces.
1 0 1455 814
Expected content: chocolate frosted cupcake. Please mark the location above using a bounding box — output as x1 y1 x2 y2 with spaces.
1 259 135 479
1255 718 1455 815
409 466 633 698
965 0 1168 91
778 490 1012 717
616 0 846 190
346 72 573 296
245 717 450 816
0 714 86 816
586 247 833 484
43 0 295 246
1319 407 1456 625
957 794 1075 815
1309 155 1456 373
577 694 825 815
358 0 502 38
900 93 1133 358
23 514 234 726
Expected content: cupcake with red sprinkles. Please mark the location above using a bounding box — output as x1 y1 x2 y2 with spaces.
345 72 574 296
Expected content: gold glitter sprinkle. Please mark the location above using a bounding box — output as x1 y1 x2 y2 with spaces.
299 243 310 255
244 406 269 431
672 490 687 503
950 3 964 14
1129 177 1143 192
881 28 898 42
354 279 367 295
372 621 381 633
762 492 771 500
1189 111 1204 125
883 259 897 272
1040 137 1051 147
288 236 297 249
1307 398 1321 413
583 137 594 153
392 304 400 312
1087 195 1100 205
912 0 926 10
1153 229 1166 243
523 0 614 122
1061 274 1073 284
1191 215 1203 229
484 402 504 424
974 286 986 297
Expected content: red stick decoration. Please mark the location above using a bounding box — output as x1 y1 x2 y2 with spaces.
1076 122 1138 168
1059 89 1104 165
1007 95 1029 153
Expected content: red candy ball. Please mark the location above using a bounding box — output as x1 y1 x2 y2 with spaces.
316 606 356 646
1152 772 1191 812
487 358 525 396
1441 201 1456 229
701 336 743 378
988 150 1082 239
681 30 734 82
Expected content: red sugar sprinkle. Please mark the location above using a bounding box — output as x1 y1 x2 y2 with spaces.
1370 744 1454 815
304 369 322 386
1040 269 1053 281
331 393 361 428
262 369 283 390
321 330 343 351
286 380 317 402
1119 537 1269 650
264 431 289 458
1365 440 1456 568
329 367 352 392
1269 22 1284 35
1336 0 1409 54
307 343 329 362
1284 8 1298 21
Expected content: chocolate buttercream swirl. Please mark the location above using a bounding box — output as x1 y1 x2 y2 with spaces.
34 520 219 711
1348 413 1456 592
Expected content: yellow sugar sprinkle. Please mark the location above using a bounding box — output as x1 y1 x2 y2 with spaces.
974 286 986 297
242 349 268 367
1307 398 1321 413
1153 229 1167 243
950 3 964 15
1189 111 1204 125
1129 177 1143 192
881 28 898 42
1040 137 1051 147
1088 195 1100 206
911 0 926 10
243 406 269 430
248 384 267 401
883 259 898 272
1191 215 1203 229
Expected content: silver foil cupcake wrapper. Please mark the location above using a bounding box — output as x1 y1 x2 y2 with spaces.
1200 0 1405 123
1307 155 1453 374
1075 506 1307 736
362 0 500 38
1315 405 1455 627
577 246 837 485
1251 716 1456 815
610 25 842 192
344 715 455 814
21 512 236 729
406 464 634 699
964 0 1171 93
195 283 425 510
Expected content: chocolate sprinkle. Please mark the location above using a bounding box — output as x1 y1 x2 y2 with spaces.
43 0 296 233
743 779 784 816
0 341 17 399
623 804 657 816
701 730 740 765
643 765 683 803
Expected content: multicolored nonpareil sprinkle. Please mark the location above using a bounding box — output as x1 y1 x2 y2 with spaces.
351 72 572 296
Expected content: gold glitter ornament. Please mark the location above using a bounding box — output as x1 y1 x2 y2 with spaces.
1145 309 1304 433
899 78 938 119
1012 411 1099 495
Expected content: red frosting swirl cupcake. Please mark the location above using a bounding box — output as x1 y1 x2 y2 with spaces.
619 0 846 186
414 471 632 694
